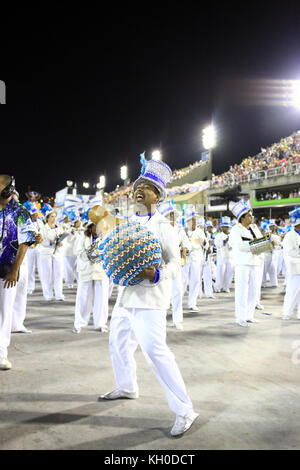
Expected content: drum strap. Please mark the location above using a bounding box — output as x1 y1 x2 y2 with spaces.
248 227 257 239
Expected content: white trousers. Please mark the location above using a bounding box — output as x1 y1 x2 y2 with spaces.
262 254 278 287
74 278 109 329
12 263 28 332
171 272 183 324
199 263 214 298
27 247 41 292
182 261 201 308
63 256 77 285
234 265 260 322
282 274 300 318
214 257 234 291
0 280 17 358
39 255 63 300
109 305 194 416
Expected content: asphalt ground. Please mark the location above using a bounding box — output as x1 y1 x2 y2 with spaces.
0 277 299 452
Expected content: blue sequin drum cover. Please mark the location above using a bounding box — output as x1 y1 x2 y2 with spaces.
97 220 162 286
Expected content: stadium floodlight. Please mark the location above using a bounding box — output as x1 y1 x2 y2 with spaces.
66 180 73 187
83 182 90 189
98 175 106 189
120 165 128 181
152 150 162 160
291 80 300 108
202 125 217 150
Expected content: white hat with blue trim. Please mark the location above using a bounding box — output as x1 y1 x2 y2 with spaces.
289 206 300 226
230 200 251 221
219 216 231 227
133 152 172 202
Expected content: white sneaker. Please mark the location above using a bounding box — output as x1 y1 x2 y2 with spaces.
236 320 248 327
170 412 199 436
99 389 139 400
27 290 34 295
255 304 264 310
72 327 81 334
247 319 259 323
12 326 32 334
189 307 199 312
175 323 183 330
95 326 108 333
222 289 230 293
0 358 12 370
206 295 216 299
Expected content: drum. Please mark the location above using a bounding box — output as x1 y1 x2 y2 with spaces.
88 206 162 286
249 235 273 255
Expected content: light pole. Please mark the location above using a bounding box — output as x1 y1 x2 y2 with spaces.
202 125 217 179
152 150 162 161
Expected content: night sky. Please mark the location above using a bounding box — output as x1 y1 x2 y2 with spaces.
1 4 300 200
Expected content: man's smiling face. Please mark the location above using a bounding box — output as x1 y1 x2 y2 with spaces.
133 182 160 212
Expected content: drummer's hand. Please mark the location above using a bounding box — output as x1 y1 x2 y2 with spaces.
135 266 156 281
35 234 43 244
3 269 18 288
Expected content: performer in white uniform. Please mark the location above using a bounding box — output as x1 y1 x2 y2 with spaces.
182 212 207 311
229 201 264 327
282 207 300 320
214 216 234 293
158 201 191 329
62 218 81 288
26 207 43 294
39 211 66 301
262 220 281 288
100 156 198 437
73 222 109 333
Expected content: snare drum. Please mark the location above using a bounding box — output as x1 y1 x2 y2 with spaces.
249 235 273 255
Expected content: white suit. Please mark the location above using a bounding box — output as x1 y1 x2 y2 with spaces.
73 232 109 330
229 223 263 323
109 211 194 417
214 230 234 292
39 223 66 300
182 227 206 308
282 228 300 318
262 233 281 287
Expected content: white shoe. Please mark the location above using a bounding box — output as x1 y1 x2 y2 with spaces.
170 412 199 436
282 316 290 320
247 319 259 323
222 289 230 293
12 326 32 334
236 320 248 327
189 307 199 312
67 284 74 289
0 357 12 370
72 327 81 334
99 389 139 400
255 304 264 310
175 323 183 330
95 326 108 333
56 296 65 301
27 290 34 295
206 295 216 299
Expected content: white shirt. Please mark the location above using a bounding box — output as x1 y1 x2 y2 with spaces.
214 231 232 259
73 232 107 282
186 227 207 263
39 223 66 258
229 223 263 266
282 229 300 275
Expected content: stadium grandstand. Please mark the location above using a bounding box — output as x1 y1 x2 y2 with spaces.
100 129 300 219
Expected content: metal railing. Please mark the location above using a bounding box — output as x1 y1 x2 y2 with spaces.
211 162 300 188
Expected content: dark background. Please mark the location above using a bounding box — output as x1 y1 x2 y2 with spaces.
1 4 300 199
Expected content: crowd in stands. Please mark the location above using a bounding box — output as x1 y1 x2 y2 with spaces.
211 131 300 187
102 130 300 203
257 187 300 201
